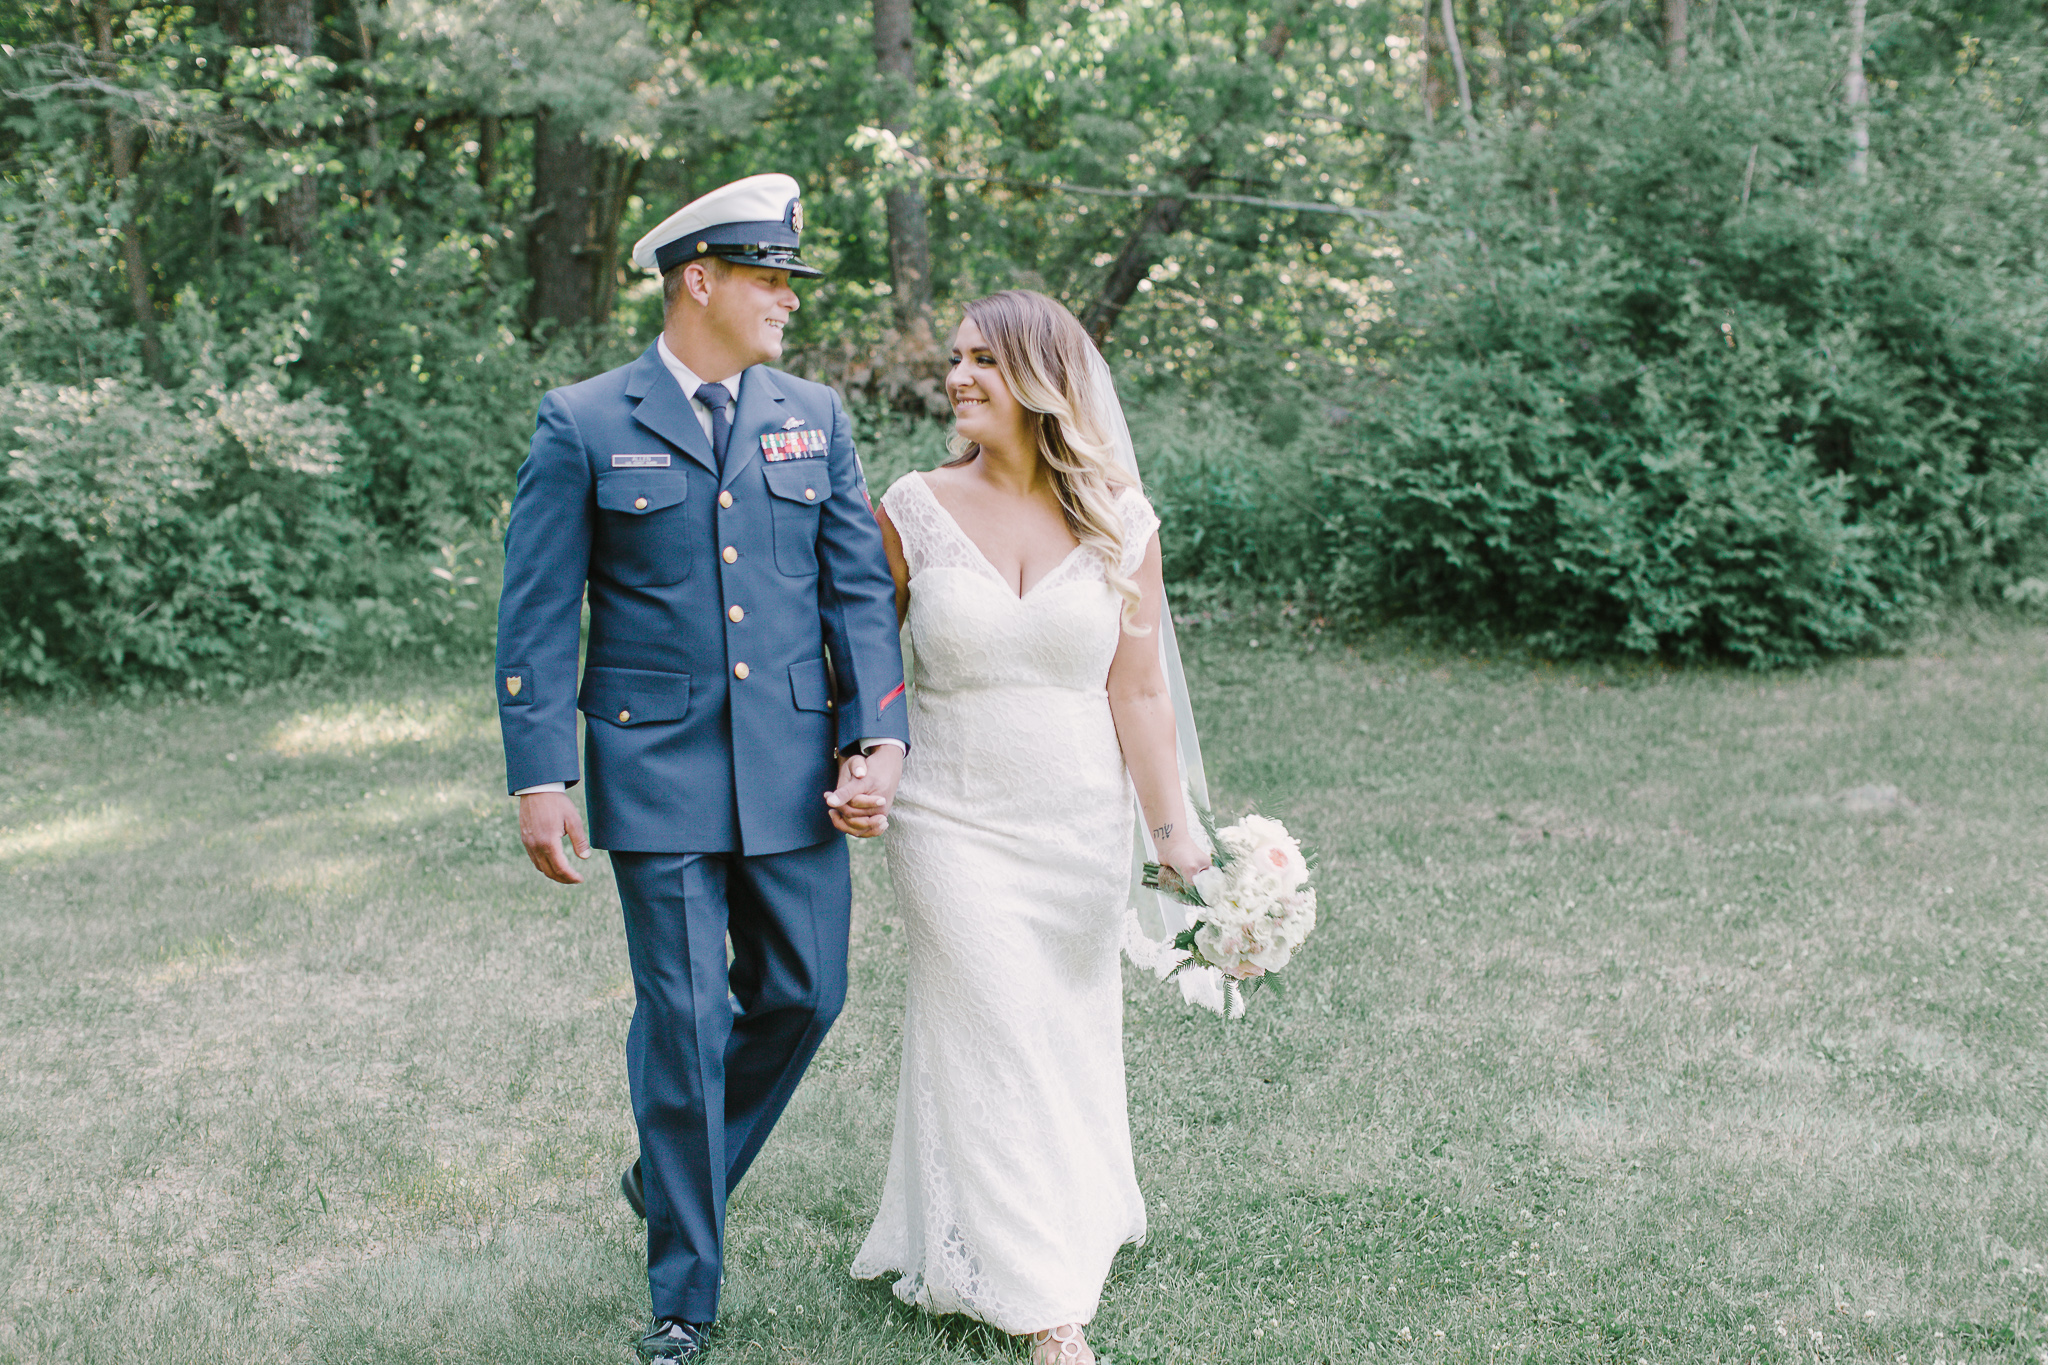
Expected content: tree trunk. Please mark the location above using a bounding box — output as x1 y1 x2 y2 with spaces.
1845 0 1869 180
257 0 311 56
1725 0 1758 61
221 0 249 238
1441 0 1474 129
1500 0 1525 109
1079 165 1214 348
1422 4 1446 123
1664 0 1689 70
589 148 642 327
477 114 499 191
91 0 161 376
257 0 317 254
1440 0 1477 129
872 0 933 329
526 108 601 336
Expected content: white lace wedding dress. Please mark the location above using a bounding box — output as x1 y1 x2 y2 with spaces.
850 470 1156 1333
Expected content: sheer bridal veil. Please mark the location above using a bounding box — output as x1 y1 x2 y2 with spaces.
1080 348 1240 1017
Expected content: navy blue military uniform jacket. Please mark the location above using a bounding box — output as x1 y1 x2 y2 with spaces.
495 342 910 856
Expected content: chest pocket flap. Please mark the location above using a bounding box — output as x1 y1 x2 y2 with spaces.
762 461 831 505
596 470 687 515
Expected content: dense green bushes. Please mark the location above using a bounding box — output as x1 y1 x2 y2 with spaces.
0 150 534 689
1303 43 2048 666
5 16 2046 686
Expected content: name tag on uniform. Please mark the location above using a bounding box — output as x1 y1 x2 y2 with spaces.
611 453 671 468
760 429 827 461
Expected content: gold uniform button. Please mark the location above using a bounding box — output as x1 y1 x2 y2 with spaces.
718 490 733 508
633 496 648 510
728 605 744 623
618 709 631 723
722 546 737 563
732 662 750 680
804 488 816 501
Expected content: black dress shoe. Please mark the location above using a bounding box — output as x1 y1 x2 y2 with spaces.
638 1318 712 1360
621 1158 645 1219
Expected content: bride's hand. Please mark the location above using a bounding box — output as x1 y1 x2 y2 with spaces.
1154 832 1211 893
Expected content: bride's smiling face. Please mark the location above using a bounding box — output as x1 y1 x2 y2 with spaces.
947 319 1033 450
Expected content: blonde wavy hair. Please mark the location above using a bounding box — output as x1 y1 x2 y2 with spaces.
944 290 1147 633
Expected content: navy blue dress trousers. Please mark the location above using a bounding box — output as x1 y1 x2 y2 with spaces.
494 342 910 1320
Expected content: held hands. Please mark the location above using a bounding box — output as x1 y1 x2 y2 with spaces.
520 790 592 884
825 745 903 839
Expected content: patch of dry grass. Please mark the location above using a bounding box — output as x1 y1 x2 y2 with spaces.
0 619 2043 1364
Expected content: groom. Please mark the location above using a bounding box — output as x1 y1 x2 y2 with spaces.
494 173 908 1359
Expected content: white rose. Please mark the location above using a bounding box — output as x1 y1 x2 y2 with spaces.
1223 859 1286 906
1236 814 1288 845
1249 833 1308 888
1248 937 1295 973
1195 923 1251 976
1218 824 1258 864
1190 866 1229 908
1273 889 1317 943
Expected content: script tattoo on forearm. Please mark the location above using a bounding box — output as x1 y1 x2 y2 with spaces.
1151 822 1174 841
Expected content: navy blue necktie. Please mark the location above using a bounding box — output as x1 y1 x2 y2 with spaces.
694 382 733 471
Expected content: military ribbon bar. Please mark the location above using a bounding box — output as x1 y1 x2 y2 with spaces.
759 428 827 461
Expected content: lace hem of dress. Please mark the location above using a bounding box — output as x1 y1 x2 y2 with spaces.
851 1248 1141 1336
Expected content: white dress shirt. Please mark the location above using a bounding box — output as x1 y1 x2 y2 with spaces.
655 334 740 441
515 338 900 798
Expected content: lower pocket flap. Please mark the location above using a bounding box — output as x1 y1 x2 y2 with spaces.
578 666 692 725
788 656 831 712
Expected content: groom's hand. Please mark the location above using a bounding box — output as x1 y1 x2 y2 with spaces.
519 791 592 884
825 746 902 839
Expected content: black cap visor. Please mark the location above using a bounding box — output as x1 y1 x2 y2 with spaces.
654 219 823 279
708 244 823 279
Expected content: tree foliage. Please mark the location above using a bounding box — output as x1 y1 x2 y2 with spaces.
0 0 2043 685
1321 33 2048 665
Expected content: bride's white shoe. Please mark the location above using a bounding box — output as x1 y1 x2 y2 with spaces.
1028 1324 1095 1365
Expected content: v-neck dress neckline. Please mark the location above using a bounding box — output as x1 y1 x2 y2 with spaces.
907 471 1093 601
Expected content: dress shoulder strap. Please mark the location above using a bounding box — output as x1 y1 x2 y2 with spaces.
1115 486 1161 576
882 471 983 579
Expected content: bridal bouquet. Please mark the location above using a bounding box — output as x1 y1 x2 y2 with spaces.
1142 812 1317 1013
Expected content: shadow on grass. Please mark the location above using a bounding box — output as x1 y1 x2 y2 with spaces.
849 1276 1020 1358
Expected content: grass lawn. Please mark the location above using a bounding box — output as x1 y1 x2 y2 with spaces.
2 614 2044 1365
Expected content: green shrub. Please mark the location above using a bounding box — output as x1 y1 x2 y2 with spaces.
1128 397 1333 595
1315 42 2048 665
0 371 351 687
0 140 530 689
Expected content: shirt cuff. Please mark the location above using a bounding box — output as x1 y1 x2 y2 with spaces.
514 782 568 796
851 738 907 757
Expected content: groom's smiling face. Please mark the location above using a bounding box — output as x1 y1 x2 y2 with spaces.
707 264 799 365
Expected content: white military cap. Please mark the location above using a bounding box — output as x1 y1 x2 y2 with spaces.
630 172 821 279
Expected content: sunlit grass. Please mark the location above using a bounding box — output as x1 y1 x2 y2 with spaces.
1 619 2043 1364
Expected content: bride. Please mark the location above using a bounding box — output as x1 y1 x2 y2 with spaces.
847 291 1210 1364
